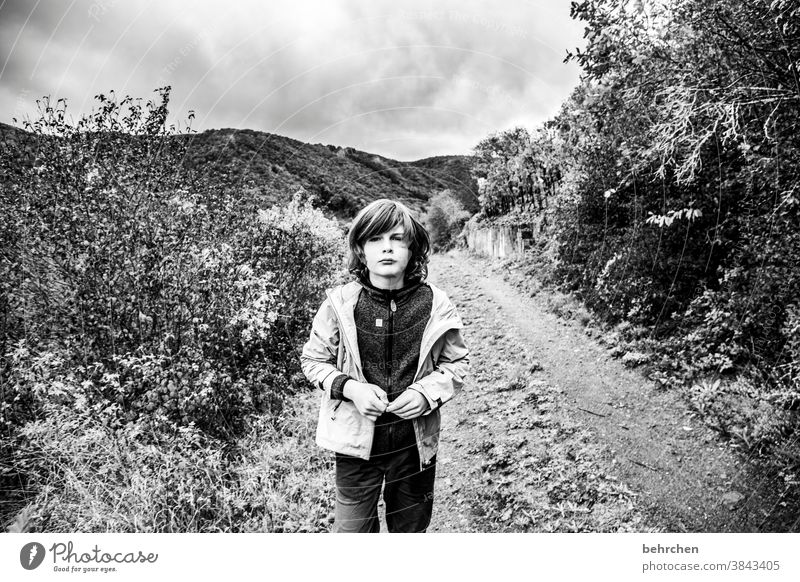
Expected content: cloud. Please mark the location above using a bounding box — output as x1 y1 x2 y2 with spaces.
0 0 585 160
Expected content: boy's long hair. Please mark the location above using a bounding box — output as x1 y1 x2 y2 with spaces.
347 199 431 283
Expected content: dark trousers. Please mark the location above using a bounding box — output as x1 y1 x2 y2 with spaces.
332 445 436 533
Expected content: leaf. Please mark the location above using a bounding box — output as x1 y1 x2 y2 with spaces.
7 506 36 533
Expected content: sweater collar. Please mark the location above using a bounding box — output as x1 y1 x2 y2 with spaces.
357 270 424 303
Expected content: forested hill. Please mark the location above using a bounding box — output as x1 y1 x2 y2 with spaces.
0 121 478 223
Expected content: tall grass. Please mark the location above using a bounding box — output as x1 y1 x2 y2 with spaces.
11 390 334 532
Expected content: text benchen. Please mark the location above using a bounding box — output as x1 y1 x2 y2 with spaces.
642 544 699 554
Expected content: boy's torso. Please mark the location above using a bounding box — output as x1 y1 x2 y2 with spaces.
355 278 433 457
316 278 464 466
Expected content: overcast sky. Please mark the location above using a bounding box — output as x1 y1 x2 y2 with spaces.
1 0 585 161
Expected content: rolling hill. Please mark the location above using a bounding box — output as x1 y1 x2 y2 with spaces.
0 122 478 224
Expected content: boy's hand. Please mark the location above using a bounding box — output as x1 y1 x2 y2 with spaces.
343 380 388 421
385 388 430 419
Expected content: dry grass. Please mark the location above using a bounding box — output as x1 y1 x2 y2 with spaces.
9 390 335 533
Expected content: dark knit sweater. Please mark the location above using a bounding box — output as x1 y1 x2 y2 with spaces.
330 272 433 458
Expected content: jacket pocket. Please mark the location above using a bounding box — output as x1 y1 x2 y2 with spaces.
320 399 364 445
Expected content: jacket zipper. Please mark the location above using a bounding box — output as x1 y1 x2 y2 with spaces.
387 298 396 393
387 298 396 440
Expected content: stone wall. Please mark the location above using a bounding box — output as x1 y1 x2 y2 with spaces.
465 223 534 258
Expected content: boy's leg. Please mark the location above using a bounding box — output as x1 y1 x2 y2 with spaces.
383 446 436 533
332 453 383 533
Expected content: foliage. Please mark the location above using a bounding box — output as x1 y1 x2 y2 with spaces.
783 305 800 392
470 0 800 469
471 127 560 217
423 189 471 251
0 89 347 529
11 385 334 532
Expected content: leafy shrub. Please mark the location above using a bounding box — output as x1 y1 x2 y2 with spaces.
1 89 347 529
424 189 471 251
780 304 800 392
2 89 345 426
687 377 798 456
468 0 800 512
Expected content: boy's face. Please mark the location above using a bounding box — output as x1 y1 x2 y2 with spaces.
361 224 412 281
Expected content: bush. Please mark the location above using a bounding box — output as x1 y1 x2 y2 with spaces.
424 189 471 251
1 89 347 529
687 377 799 456
783 305 800 392
469 0 800 476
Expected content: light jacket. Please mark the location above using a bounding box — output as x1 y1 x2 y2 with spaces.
300 279 470 471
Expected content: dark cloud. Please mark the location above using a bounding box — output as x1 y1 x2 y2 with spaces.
0 0 585 160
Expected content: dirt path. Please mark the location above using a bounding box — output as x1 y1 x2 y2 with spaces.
413 249 779 532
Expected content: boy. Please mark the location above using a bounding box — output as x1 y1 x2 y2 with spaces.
300 198 470 533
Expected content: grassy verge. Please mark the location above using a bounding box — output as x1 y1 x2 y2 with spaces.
7 390 334 533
